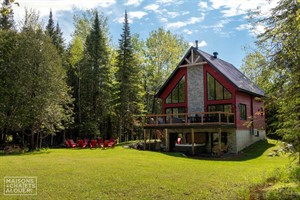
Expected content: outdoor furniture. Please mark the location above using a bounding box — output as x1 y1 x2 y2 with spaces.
90 140 97 148
103 140 110 148
65 140 71 148
67 139 77 148
97 137 103 148
77 140 87 148
108 138 116 147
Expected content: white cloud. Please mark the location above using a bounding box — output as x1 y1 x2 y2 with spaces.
144 4 159 11
13 0 116 22
208 0 279 17
167 12 180 18
166 14 205 29
114 11 147 24
166 21 186 29
125 0 143 6
198 40 207 47
198 2 208 9
128 11 148 19
236 24 252 31
160 17 168 23
183 29 193 35
189 40 207 47
236 23 265 36
156 0 184 5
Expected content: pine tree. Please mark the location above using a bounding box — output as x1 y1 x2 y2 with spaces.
0 0 14 30
80 10 110 137
46 10 55 39
54 22 65 56
116 10 144 141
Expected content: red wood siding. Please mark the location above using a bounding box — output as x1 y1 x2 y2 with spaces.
160 67 187 114
252 98 265 130
235 92 252 129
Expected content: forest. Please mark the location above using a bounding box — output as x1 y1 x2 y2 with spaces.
0 0 189 150
0 0 299 162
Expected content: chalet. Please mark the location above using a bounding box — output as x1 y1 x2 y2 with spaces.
143 42 266 156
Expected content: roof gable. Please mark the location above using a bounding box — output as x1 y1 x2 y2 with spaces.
196 49 264 96
156 47 264 97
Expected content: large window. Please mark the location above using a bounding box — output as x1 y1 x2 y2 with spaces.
239 104 247 120
207 104 233 123
207 104 232 113
166 76 185 104
207 73 232 100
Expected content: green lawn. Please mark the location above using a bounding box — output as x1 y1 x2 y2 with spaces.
0 140 293 200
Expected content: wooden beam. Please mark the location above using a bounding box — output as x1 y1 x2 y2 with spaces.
194 55 201 63
179 62 207 68
165 129 169 151
185 58 191 64
191 128 195 155
218 128 222 156
191 49 194 63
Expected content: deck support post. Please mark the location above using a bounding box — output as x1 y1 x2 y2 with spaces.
218 128 222 156
165 129 169 151
191 128 195 155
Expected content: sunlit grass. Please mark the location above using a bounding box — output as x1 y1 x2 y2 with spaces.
0 140 291 200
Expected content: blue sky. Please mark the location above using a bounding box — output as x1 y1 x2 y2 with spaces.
12 0 279 68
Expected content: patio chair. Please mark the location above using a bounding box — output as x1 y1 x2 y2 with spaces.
77 140 87 148
67 139 77 148
65 140 70 148
108 138 116 148
97 137 103 148
103 140 110 149
90 140 97 149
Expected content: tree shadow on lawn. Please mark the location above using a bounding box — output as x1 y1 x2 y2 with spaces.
158 140 276 161
0 149 51 157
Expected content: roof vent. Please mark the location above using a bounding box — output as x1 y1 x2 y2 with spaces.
213 52 218 58
195 40 198 49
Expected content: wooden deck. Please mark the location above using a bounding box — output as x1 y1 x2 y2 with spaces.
142 111 235 129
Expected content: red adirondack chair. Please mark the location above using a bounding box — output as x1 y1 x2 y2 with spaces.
65 140 70 148
90 140 97 148
108 138 116 148
77 140 87 148
103 140 110 149
67 139 77 148
97 137 103 148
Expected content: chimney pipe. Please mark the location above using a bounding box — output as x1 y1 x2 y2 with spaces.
195 40 198 49
213 52 218 58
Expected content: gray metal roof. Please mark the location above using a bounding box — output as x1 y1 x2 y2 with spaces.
156 47 264 97
197 49 264 96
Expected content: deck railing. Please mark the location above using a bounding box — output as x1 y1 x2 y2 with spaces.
143 112 235 127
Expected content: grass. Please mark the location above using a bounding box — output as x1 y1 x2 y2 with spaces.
0 139 294 200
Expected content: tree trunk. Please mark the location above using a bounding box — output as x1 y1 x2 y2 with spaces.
35 132 39 150
30 132 35 151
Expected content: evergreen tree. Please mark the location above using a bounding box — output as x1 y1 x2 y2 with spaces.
54 22 65 56
46 10 65 55
0 0 14 30
115 10 144 141
46 10 55 39
80 10 110 137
